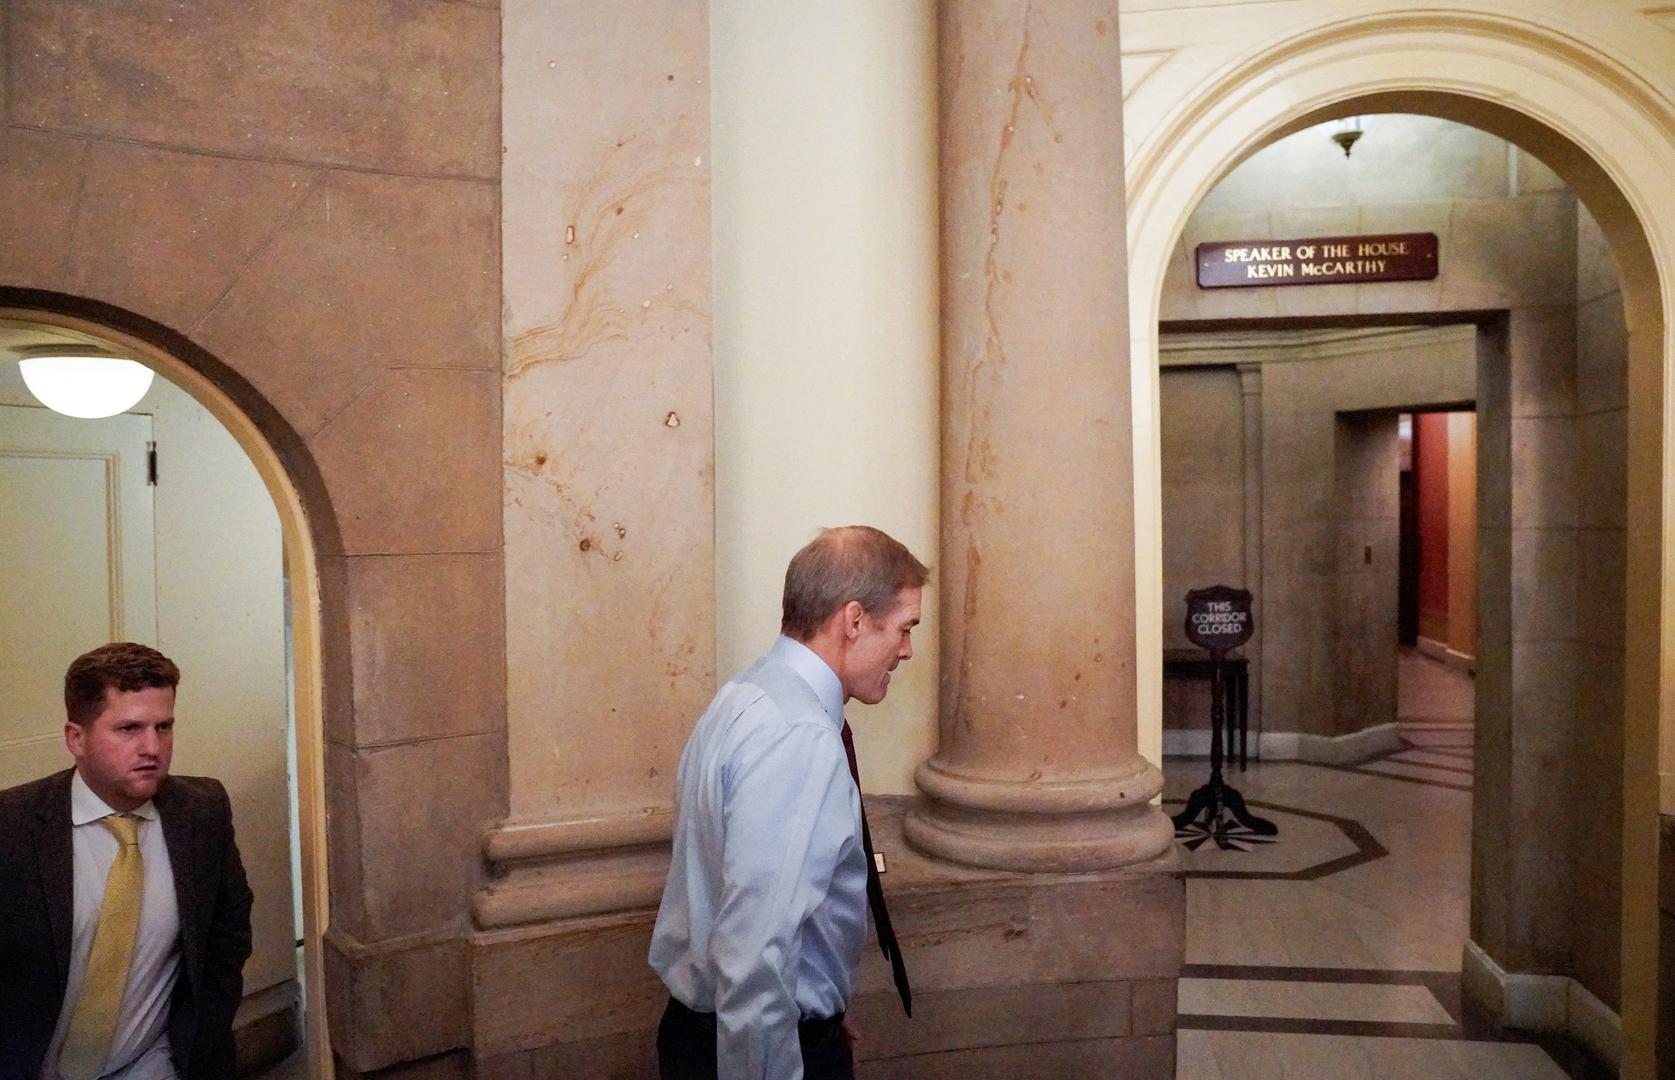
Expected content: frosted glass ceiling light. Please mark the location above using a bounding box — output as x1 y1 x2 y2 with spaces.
1331 116 1364 158
18 349 155 419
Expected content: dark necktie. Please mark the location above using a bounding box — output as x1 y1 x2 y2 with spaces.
839 720 912 1017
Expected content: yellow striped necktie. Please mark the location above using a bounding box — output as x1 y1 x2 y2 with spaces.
58 813 145 1080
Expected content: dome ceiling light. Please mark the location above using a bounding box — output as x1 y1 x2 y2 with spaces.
17 346 155 419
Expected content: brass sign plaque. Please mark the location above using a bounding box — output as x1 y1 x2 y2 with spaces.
1196 232 1438 289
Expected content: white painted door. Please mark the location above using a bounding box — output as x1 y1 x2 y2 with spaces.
0 403 157 788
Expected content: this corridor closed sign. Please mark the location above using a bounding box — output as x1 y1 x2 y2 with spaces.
1196 232 1438 288
1184 585 1254 655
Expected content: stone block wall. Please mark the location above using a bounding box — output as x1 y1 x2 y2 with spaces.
1159 327 1475 745
0 2 505 1073
1332 411 1400 737
1570 205 1628 1010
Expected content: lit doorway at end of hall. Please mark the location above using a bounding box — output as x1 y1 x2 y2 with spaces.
1396 409 1476 762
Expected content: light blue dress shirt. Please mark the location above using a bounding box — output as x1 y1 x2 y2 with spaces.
650 636 867 1080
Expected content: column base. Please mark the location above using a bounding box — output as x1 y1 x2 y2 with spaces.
904 755 1174 872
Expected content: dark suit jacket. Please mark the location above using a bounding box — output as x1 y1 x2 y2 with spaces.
0 768 254 1080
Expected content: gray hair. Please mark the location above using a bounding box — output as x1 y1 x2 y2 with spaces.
780 526 929 640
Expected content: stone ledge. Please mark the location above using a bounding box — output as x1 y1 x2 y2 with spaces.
467 794 1184 1075
325 927 469 1073
474 810 675 930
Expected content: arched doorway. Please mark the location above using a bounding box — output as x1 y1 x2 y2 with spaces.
1127 14 1673 1076
0 298 333 1078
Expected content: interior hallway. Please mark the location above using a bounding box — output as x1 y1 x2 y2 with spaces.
1167 649 1608 1078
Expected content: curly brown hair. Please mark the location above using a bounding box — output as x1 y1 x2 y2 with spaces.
64 642 181 727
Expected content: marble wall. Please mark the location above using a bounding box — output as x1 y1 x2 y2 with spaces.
1258 332 1476 744
1571 205 1629 1011
711 0 941 796
499 0 715 843
1332 411 1401 739
1159 368 1243 733
1159 327 1475 747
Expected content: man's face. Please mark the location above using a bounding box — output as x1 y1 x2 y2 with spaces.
66 685 175 811
841 587 922 705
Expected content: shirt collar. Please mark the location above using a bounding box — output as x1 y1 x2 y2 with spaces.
771 635 845 726
70 769 159 826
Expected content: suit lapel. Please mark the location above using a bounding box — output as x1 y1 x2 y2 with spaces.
156 778 202 987
34 769 75 995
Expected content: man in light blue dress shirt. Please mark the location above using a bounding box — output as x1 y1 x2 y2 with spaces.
650 526 928 1080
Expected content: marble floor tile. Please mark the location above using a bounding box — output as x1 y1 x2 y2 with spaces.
1166 653 1594 1078
1178 1032 1571 1080
1397 648 1474 720
1179 978 1454 1024
1398 729 1475 748
1358 758 1474 785
1175 1029 1229 1079
1383 748 1475 771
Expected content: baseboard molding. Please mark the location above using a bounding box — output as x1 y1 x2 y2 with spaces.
1415 635 1475 674
1258 731 1300 760
1297 722 1402 764
1163 729 1284 758
1566 979 1622 1074
1162 725 1393 765
1462 940 1620 1070
1162 730 1213 756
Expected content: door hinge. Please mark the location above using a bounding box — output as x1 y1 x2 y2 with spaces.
146 441 158 486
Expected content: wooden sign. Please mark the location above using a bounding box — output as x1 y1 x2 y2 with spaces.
1184 585 1253 657
1196 233 1438 289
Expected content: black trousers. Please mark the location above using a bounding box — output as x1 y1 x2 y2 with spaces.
656 996 854 1080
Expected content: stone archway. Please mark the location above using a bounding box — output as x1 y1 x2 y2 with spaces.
1124 12 1675 1076
0 292 336 1075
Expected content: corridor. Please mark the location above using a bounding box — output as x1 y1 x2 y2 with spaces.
1168 651 1608 1078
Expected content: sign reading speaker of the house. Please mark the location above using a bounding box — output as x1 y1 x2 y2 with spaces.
1196 233 1438 289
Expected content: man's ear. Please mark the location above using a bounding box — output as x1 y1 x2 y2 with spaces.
841 600 866 641
64 721 84 761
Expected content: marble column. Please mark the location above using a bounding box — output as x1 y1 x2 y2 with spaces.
904 0 1174 872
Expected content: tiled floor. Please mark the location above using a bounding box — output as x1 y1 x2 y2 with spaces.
1166 648 1609 1079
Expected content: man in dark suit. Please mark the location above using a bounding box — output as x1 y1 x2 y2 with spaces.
0 642 253 1080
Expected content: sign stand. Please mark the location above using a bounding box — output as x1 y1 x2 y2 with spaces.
1170 585 1277 847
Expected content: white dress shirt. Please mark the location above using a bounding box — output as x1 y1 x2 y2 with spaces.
40 772 181 1080
650 636 868 1080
